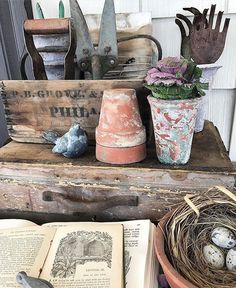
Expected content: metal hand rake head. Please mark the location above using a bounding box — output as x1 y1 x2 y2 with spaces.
190 4 230 64
175 5 230 64
175 7 207 60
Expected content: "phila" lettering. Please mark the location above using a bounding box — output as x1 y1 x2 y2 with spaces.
49 106 99 118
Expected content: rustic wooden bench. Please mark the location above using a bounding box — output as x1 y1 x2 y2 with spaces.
0 121 235 223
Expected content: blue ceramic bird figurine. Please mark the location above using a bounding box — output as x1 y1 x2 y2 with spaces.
42 123 88 158
16 271 54 288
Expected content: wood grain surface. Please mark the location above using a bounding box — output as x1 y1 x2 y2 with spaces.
0 121 235 222
2 80 148 143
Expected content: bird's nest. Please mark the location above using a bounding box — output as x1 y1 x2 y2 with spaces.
163 186 236 288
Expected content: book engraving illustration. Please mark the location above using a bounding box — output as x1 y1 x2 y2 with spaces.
51 231 113 278
124 250 132 286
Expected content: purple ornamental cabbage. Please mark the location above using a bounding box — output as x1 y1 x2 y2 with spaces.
145 57 188 86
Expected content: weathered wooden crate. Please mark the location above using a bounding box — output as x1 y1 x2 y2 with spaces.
1 80 150 143
0 121 235 223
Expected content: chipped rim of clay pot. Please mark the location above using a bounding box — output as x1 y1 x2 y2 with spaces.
155 212 198 288
96 142 146 164
96 88 146 148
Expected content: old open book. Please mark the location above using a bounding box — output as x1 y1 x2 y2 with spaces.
0 219 158 288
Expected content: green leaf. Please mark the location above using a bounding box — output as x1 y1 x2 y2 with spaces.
144 57 209 100
144 81 209 100
184 60 196 82
36 2 44 19
194 66 202 80
59 0 65 18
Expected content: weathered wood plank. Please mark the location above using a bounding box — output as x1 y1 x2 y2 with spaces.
0 121 235 221
0 156 234 187
0 121 232 171
1 80 148 143
0 181 221 222
0 181 186 222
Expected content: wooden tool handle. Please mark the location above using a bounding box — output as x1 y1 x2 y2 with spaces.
24 18 69 35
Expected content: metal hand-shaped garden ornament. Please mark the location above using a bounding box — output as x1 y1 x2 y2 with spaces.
175 5 230 64
175 7 208 59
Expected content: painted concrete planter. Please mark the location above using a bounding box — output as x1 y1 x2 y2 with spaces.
148 96 200 165
96 89 146 164
195 64 222 133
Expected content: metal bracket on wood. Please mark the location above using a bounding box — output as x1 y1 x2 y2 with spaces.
42 190 139 212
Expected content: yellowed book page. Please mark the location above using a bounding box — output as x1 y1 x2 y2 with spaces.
44 220 152 288
0 219 37 230
41 224 124 288
144 224 159 288
0 226 56 288
118 220 150 288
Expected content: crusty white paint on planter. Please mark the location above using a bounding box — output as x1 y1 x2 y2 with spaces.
195 64 222 133
148 96 200 165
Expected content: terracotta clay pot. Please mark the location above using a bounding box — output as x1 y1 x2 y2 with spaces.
96 89 146 164
148 96 200 165
155 213 198 288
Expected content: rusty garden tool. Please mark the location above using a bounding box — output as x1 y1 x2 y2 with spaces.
175 7 208 59
70 0 118 80
175 5 230 64
190 5 230 64
23 18 76 80
70 0 162 80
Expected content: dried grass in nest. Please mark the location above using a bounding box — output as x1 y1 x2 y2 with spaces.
164 186 236 288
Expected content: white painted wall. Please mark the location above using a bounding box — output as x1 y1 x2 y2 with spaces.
31 0 140 17
229 104 236 161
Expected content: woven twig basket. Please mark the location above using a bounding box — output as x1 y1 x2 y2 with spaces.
163 186 236 288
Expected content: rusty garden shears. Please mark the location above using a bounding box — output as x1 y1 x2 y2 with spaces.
22 0 162 80
70 0 118 80
70 0 162 80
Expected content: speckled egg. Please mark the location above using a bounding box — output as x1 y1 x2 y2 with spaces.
211 227 236 249
203 244 225 269
226 248 236 271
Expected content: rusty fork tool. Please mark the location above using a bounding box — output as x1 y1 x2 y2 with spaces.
70 0 162 80
175 4 230 64
190 4 230 64
23 18 76 80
